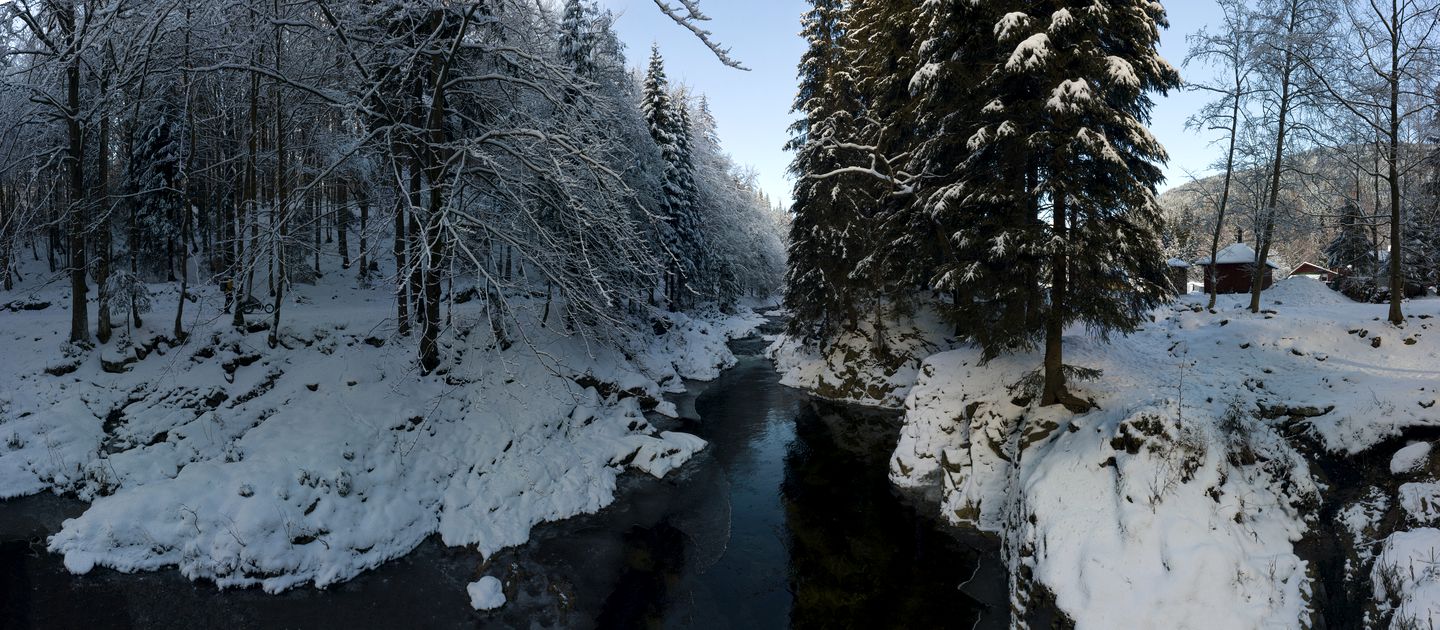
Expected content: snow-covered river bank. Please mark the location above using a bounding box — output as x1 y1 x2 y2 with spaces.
1 320 1007 628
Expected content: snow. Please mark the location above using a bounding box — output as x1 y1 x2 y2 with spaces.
1400 483 1440 525
995 12 1031 40
1340 487 1390 568
1046 78 1092 113
0 265 761 597
1393 442 1433 475
1259 275 1351 307
467 576 506 610
1195 242 1281 268
1105 55 1140 88
1374 528 1440 627
772 277 1440 628
1006 33 1052 71
1167 257 1190 268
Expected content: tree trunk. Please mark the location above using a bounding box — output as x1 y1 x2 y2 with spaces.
235 51 260 330
96 82 113 343
420 180 444 373
394 194 410 335
1384 0 1404 325
62 4 90 345
357 187 369 282
269 3 287 348
1041 195 1072 409
175 202 191 340
1244 1 1301 313
1207 86 1242 310
337 183 350 269
407 166 424 327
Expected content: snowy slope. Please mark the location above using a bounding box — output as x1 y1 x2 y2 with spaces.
0 267 759 596
873 277 1439 628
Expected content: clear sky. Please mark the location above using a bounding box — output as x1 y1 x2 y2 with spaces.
599 0 1227 207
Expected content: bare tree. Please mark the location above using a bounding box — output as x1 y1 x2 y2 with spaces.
1186 0 1259 309
1305 0 1440 323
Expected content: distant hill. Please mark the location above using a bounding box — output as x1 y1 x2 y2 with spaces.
1155 144 1419 273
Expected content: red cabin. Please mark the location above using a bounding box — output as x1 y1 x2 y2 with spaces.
1288 262 1338 282
1195 243 1277 294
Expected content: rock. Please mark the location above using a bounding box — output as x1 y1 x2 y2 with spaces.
1371 337 1382 349
467 576 506 611
44 361 81 377
1258 403 1335 419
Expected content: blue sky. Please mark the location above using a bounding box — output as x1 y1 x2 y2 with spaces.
599 0 1227 207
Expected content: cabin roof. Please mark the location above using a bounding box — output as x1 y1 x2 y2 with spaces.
1195 243 1280 269
1289 261 1337 276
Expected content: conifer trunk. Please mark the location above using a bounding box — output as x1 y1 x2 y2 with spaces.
1041 197 1069 408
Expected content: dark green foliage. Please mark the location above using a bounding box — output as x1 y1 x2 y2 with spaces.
783 0 869 338
784 0 1179 405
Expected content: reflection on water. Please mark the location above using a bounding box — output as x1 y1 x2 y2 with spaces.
0 328 1007 629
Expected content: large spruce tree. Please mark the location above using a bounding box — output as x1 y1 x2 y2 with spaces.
1326 200 1375 297
909 0 1049 356
843 0 922 309
975 2 1180 408
642 45 702 308
784 0 868 338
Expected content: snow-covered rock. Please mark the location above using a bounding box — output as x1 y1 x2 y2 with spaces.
1374 528 1440 627
467 576 506 610
768 304 955 408
1393 442 1433 475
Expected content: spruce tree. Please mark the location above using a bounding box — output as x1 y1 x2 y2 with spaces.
642 45 700 308
1402 205 1440 292
844 0 924 309
1326 200 1375 297
126 95 187 280
975 2 1180 408
783 0 867 338
672 96 706 304
906 0 1045 354
559 0 597 80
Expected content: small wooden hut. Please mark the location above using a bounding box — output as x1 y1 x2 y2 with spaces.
1195 243 1277 294
1167 258 1191 294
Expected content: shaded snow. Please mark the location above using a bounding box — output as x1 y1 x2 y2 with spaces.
768 304 954 409
0 270 760 596
1400 483 1440 525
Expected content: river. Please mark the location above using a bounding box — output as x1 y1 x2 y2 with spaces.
0 318 1006 628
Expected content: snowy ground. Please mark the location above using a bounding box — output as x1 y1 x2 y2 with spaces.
0 262 762 601
775 278 1440 628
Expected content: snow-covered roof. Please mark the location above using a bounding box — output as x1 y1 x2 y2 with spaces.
1194 243 1279 269
1289 261 1336 276
1167 258 1190 268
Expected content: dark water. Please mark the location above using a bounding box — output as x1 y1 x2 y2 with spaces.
1 324 1006 629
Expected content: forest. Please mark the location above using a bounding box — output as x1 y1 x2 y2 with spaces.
0 0 788 368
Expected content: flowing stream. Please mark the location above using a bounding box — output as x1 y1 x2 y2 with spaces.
0 319 1007 628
